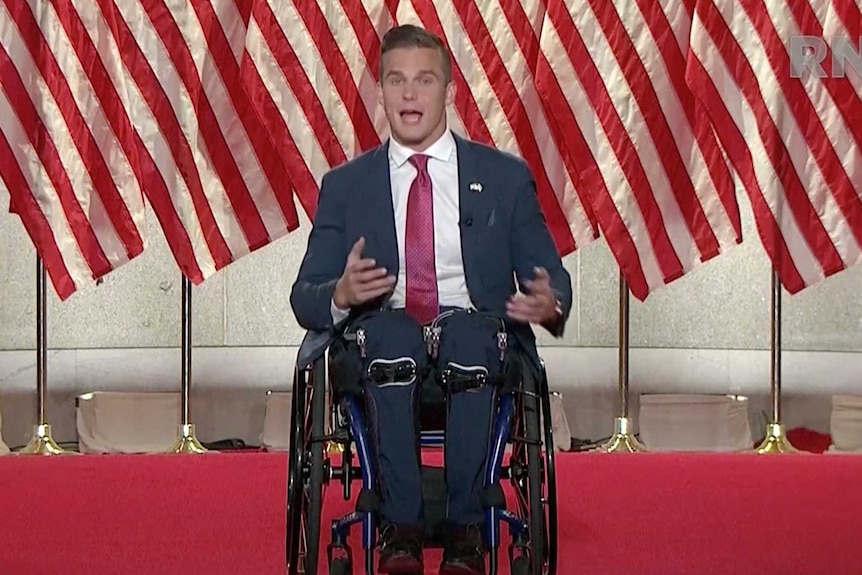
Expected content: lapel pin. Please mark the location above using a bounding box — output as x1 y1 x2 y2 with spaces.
469 181 483 193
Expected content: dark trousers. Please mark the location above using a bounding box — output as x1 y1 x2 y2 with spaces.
358 309 502 526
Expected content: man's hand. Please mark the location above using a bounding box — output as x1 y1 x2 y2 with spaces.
506 267 561 325
333 237 397 309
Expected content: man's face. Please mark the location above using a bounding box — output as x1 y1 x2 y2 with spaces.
378 46 453 152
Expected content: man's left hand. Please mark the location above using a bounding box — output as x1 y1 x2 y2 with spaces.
506 267 561 326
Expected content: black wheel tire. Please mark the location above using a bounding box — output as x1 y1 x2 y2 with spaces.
287 362 326 574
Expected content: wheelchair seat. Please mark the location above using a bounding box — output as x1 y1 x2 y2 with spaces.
285 328 558 575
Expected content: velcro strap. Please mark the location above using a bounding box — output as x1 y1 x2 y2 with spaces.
441 362 488 394
366 357 417 385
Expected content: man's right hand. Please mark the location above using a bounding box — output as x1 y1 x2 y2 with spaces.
332 237 397 310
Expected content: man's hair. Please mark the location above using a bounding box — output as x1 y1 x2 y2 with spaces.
379 24 452 84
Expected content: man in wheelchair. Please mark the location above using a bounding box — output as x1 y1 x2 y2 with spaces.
290 24 571 575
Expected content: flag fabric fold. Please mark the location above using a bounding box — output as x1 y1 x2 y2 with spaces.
687 0 862 294
2 0 859 302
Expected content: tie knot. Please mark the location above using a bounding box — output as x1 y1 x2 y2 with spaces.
408 154 429 173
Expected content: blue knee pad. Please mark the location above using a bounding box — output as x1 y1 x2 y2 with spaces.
429 310 512 394
328 311 428 398
354 311 428 387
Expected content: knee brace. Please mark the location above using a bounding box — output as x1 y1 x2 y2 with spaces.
430 310 510 394
365 356 418 386
351 310 428 387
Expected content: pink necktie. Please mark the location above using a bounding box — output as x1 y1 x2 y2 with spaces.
404 154 438 325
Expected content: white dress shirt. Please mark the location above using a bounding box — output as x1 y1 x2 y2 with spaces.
332 129 473 323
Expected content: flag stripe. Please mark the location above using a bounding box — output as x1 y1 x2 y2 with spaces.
189 0 294 245
0 117 77 297
256 1 351 168
636 0 741 244
493 0 600 243
785 0 862 177
75 0 204 282
685 54 808 290
407 0 496 146
14 1 145 264
292 1 380 152
139 0 267 254
244 0 338 217
833 0 861 40
592 0 720 267
534 20 651 296
0 46 111 278
340 0 386 85
326 2 386 140
100 0 233 270
547 0 684 281
689 1 843 290
450 0 577 256
740 0 862 251
52 0 150 252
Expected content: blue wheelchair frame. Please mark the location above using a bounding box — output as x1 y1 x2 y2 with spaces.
286 333 557 575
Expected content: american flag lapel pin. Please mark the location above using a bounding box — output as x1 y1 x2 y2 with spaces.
469 181 483 193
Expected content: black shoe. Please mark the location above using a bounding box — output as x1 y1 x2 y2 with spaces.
440 522 485 575
378 522 424 574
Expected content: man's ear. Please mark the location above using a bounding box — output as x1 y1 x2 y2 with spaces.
445 81 456 107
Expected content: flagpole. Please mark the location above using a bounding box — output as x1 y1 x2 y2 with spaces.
167 275 208 453
755 269 797 453
597 272 646 452
18 256 71 455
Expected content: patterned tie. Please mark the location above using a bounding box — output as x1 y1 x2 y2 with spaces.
404 154 438 325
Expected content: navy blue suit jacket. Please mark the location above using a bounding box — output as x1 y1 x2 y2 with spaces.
290 134 572 369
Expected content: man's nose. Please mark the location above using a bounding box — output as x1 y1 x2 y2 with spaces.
403 81 418 99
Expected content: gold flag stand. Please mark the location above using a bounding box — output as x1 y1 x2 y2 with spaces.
755 271 798 454
167 276 208 454
597 273 647 453
18 257 74 455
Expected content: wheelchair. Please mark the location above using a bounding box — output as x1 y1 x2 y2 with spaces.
285 313 558 575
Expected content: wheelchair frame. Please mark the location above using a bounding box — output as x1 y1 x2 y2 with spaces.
285 341 558 575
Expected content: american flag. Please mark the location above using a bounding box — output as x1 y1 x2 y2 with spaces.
536 0 742 300
687 0 862 294
0 1 859 302
0 0 300 300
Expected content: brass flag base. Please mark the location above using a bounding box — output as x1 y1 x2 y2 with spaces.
18 424 75 455
597 417 648 453
168 424 209 454
755 423 799 454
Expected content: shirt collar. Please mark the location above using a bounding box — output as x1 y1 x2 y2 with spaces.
388 128 456 168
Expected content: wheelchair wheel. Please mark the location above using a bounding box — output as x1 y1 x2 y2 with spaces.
286 359 327 575
510 362 557 575
537 363 558 575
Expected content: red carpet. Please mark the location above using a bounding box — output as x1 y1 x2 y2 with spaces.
1 451 861 574
0 452 287 575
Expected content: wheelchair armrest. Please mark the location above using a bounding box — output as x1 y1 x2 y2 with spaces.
296 329 337 370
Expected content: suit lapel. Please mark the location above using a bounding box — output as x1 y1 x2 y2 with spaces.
455 134 492 289
368 142 399 276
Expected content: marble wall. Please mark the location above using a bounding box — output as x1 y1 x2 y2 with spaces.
2 188 861 354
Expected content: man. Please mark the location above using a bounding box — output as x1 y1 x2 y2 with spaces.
290 24 571 575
